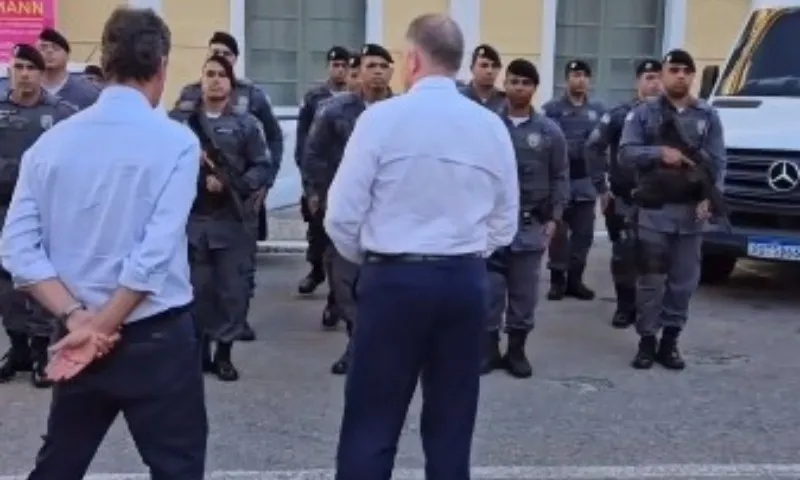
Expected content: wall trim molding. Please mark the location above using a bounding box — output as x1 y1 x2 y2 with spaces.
366 0 384 43
539 0 557 103
229 0 246 77
662 0 687 54
450 0 481 80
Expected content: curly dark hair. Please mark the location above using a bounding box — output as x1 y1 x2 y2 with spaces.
100 6 171 83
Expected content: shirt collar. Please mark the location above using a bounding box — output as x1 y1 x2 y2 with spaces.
410 75 459 92
98 85 154 111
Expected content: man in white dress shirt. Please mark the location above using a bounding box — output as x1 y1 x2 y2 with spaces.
325 13 519 480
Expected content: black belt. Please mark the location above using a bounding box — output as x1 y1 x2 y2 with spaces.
364 252 482 264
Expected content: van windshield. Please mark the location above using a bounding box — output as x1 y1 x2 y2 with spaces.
716 7 800 97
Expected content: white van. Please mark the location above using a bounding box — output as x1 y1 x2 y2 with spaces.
697 0 800 283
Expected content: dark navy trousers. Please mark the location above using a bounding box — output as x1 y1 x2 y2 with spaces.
27 307 208 480
336 256 487 480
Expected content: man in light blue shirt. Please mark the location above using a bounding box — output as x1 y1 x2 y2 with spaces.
328 13 519 480
1 7 208 479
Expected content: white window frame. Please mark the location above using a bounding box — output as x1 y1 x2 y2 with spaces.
231 0 383 113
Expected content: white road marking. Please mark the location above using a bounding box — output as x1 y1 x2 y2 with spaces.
4 464 800 479
259 231 612 254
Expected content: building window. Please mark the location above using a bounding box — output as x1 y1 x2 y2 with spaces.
245 0 366 107
554 0 665 105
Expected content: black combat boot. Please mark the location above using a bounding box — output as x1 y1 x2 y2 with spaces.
631 335 657 369
331 322 353 375
656 327 686 370
239 323 256 342
611 284 636 329
565 265 595 300
0 332 32 383
503 331 533 378
29 337 52 389
330 345 350 375
480 331 503 375
200 336 214 373
297 264 325 295
212 342 239 382
546 270 566 300
320 292 340 329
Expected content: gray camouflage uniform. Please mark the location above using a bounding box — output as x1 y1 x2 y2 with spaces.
618 96 726 337
169 104 271 344
0 91 76 338
542 95 606 290
176 79 283 316
48 74 100 110
488 107 569 333
304 92 368 338
585 99 642 320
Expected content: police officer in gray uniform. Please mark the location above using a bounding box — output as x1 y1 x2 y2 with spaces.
175 31 284 342
296 46 349 316
543 60 606 301
484 59 568 379
459 44 506 110
0 44 76 388
619 49 726 370
304 43 393 375
586 59 663 328
37 28 101 110
170 55 271 381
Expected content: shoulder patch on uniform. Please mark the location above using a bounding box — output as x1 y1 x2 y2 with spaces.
236 77 252 87
600 113 610 124
625 110 635 122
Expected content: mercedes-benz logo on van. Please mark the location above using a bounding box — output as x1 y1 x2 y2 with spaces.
766 160 800 192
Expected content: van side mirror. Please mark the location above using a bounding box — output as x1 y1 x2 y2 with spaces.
699 65 720 99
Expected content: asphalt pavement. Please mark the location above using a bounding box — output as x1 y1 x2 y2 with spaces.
1 213 800 479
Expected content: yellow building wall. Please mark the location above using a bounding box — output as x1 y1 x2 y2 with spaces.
57 0 125 65
382 0 450 92
479 0 544 101
162 0 231 105
684 0 751 93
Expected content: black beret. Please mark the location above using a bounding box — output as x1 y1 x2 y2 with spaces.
506 58 539 85
360 43 393 64
348 53 361 69
83 64 103 77
205 54 236 84
565 59 591 77
472 44 501 66
12 43 45 70
636 59 662 77
39 28 70 53
327 46 350 62
209 31 239 57
663 49 695 72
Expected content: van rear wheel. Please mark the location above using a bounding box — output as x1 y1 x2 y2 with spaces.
699 253 737 285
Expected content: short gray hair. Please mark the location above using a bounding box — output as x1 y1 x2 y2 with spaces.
405 13 464 73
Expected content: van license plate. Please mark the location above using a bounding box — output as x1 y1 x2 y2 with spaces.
746 237 800 261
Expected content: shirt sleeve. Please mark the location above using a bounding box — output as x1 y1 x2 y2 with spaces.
0 150 57 286
118 137 200 294
486 118 520 252
323 110 380 264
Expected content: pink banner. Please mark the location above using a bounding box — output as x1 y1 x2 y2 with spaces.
0 0 57 63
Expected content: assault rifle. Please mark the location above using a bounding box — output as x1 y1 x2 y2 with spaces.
659 104 732 232
187 107 246 221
